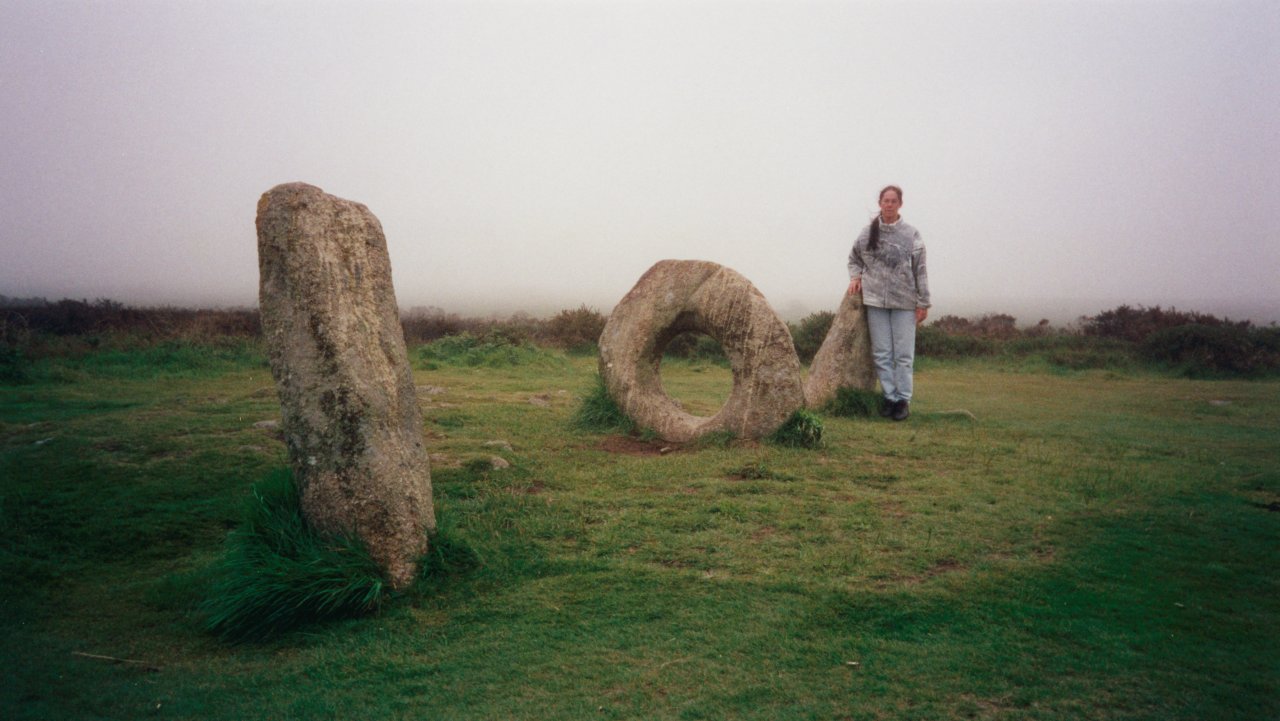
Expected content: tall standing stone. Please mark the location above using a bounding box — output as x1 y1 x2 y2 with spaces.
804 291 876 408
256 182 433 589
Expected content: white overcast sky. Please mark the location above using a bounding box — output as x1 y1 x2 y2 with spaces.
2 0 1277 323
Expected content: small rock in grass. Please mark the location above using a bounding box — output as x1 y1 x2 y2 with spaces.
252 420 279 430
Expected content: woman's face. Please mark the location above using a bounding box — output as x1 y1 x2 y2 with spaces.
879 190 902 221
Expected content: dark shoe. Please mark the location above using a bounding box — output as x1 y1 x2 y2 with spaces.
891 400 910 421
879 398 895 417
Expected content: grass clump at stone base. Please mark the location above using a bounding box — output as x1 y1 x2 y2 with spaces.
416 330 564 369
200 469 386 642
822 386 882 418
571 374 635 434
767 409 824 448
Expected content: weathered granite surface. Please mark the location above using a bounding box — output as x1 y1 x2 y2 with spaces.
599 259 804 442
804 290 876 408
256 182 433 589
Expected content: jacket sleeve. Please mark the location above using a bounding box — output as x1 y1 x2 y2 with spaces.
848 226 870 280
911 231 931 308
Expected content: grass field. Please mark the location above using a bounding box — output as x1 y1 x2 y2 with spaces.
2 345 1277 720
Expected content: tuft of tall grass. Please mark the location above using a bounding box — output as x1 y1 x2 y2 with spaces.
201 469 386 643
823 386 882 418
768 409 825 449
571 375 635 434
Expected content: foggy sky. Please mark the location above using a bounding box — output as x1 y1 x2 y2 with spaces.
2 0 1277 324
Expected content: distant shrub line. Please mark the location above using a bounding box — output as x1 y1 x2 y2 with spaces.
2 298 1275 379
784 305 1279 377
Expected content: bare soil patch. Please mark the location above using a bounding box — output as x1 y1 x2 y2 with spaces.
598 435 675 456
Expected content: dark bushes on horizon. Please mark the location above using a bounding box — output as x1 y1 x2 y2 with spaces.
3 297 1276 378
916 326 997 359
914 305 1277 376
401 305 607 352
1141 324 1280 376
930 313 1021 340
1082 304 1251 343
1 298 263 381
1 297 260 340
788 311 835 364
544 305 607 353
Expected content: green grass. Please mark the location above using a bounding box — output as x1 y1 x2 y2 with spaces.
823 386 883 418
2 342 1278 719
571 374 635 434
767 408 825 448
416 331 565 370
200 469 386 643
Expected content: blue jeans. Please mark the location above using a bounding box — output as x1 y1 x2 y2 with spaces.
866 306 917 402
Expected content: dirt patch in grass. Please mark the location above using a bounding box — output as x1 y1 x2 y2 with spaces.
508 480 546 495
877 557 969 588
598 435 674 456
878 500 911 518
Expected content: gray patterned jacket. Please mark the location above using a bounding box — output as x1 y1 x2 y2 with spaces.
847 218 931 310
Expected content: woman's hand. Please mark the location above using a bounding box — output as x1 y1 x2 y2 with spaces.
915 307 929 325
847 278 861 296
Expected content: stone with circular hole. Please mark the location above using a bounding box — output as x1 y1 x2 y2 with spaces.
598 259 805 442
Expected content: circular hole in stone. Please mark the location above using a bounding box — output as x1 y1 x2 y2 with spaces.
659 331 731 416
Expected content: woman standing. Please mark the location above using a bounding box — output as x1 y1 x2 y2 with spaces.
847 185 931 421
